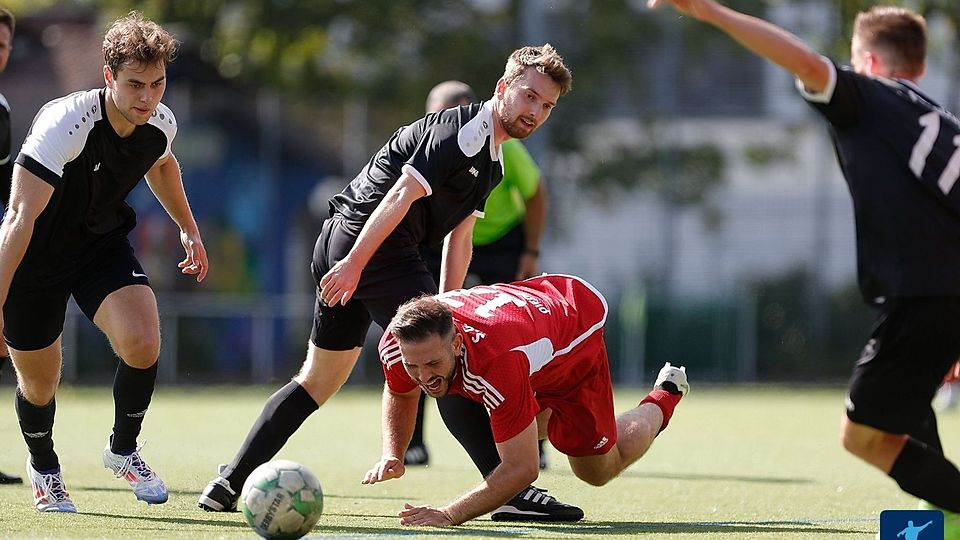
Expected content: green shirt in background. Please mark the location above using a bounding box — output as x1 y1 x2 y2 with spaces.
473 139 540 246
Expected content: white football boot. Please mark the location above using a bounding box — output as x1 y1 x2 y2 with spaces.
103 440 168 504
654 362 690 396
26 457 76 513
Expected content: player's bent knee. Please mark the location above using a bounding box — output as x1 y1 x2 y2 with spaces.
114 332 160 368
570 460 615 487
18 379 59 405
840 421 894 461
574 469 613 487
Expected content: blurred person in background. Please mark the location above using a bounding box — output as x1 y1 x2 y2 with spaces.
0 11 208 512
408 80 552 473
200 44 584 523
363 275 688 526
0 5 20 486
650 0 960 532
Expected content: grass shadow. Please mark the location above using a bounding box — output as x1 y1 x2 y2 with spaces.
422 465 812 485
78 511 249 529
312 523 525 537
78 486 199 496
479 519 873 535
620 471 814 484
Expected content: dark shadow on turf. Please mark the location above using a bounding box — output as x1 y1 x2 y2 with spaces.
323 493 411 501
78 486 412 501
77 486 199 496
620 471 814 484
427 465 813 485
310 523 521 537
481 520 870 535
78 511 249 529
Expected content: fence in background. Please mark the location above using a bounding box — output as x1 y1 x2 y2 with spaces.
48 282 869 387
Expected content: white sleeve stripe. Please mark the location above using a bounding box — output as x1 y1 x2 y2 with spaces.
472 209 485 218
796 56 837 104
401 164 432 196
380 338 403 368
459 351 505 407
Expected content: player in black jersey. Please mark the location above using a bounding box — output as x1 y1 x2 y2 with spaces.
0 6 21 487
0 12 208 512
200 45 582 522
652 0 960 526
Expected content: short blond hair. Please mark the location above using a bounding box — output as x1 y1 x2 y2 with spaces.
503 43 572 96
103 11 178 75
853 6 926 76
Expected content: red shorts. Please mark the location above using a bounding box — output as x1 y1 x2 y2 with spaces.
535 331 617 457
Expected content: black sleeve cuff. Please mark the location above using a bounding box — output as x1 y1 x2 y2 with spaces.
15 154 62 190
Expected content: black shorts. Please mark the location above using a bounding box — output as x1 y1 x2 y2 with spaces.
3 235 150 351
846 297 960 433
310 216 437 351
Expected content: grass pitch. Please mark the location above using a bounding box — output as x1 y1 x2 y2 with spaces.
0 384 950 539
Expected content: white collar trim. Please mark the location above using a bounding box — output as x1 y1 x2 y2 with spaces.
458 100 502 166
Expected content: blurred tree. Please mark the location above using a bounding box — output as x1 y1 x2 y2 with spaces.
90 0 514 128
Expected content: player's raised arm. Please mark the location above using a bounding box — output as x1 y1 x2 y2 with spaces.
648 0 831 93
319 172 427 306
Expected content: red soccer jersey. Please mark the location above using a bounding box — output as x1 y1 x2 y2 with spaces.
380 274 609 446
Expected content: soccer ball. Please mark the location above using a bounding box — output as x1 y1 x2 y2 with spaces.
241 460 324 540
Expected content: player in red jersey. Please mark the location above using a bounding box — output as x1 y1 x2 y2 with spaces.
362 274 689 526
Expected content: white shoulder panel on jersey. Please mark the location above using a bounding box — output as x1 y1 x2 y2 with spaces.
147 101 177 160
0 92 10 113
457 101 497 159
796 56 837 104
20 89 102 178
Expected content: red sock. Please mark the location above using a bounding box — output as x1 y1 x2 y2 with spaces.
640 388 682 433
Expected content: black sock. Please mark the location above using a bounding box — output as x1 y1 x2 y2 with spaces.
889 437 960 512
410 392 426 448
111 361 158 454
437 394 501 478
16 389 58 471
221 381 318 492
910 407 942 453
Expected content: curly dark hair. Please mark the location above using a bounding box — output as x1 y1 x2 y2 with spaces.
102 11 178 75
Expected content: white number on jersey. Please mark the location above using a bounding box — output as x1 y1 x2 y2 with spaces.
909 111 960 194
439 286 527 318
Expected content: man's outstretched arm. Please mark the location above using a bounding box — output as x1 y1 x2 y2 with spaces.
649 0 830 93
398 421 541 526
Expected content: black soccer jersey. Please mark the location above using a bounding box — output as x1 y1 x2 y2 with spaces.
0 92 11 207
328 101 504 247
801 60 960 304
13 88 176 284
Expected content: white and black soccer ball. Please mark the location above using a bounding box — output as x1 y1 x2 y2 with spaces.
240 460 324 540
